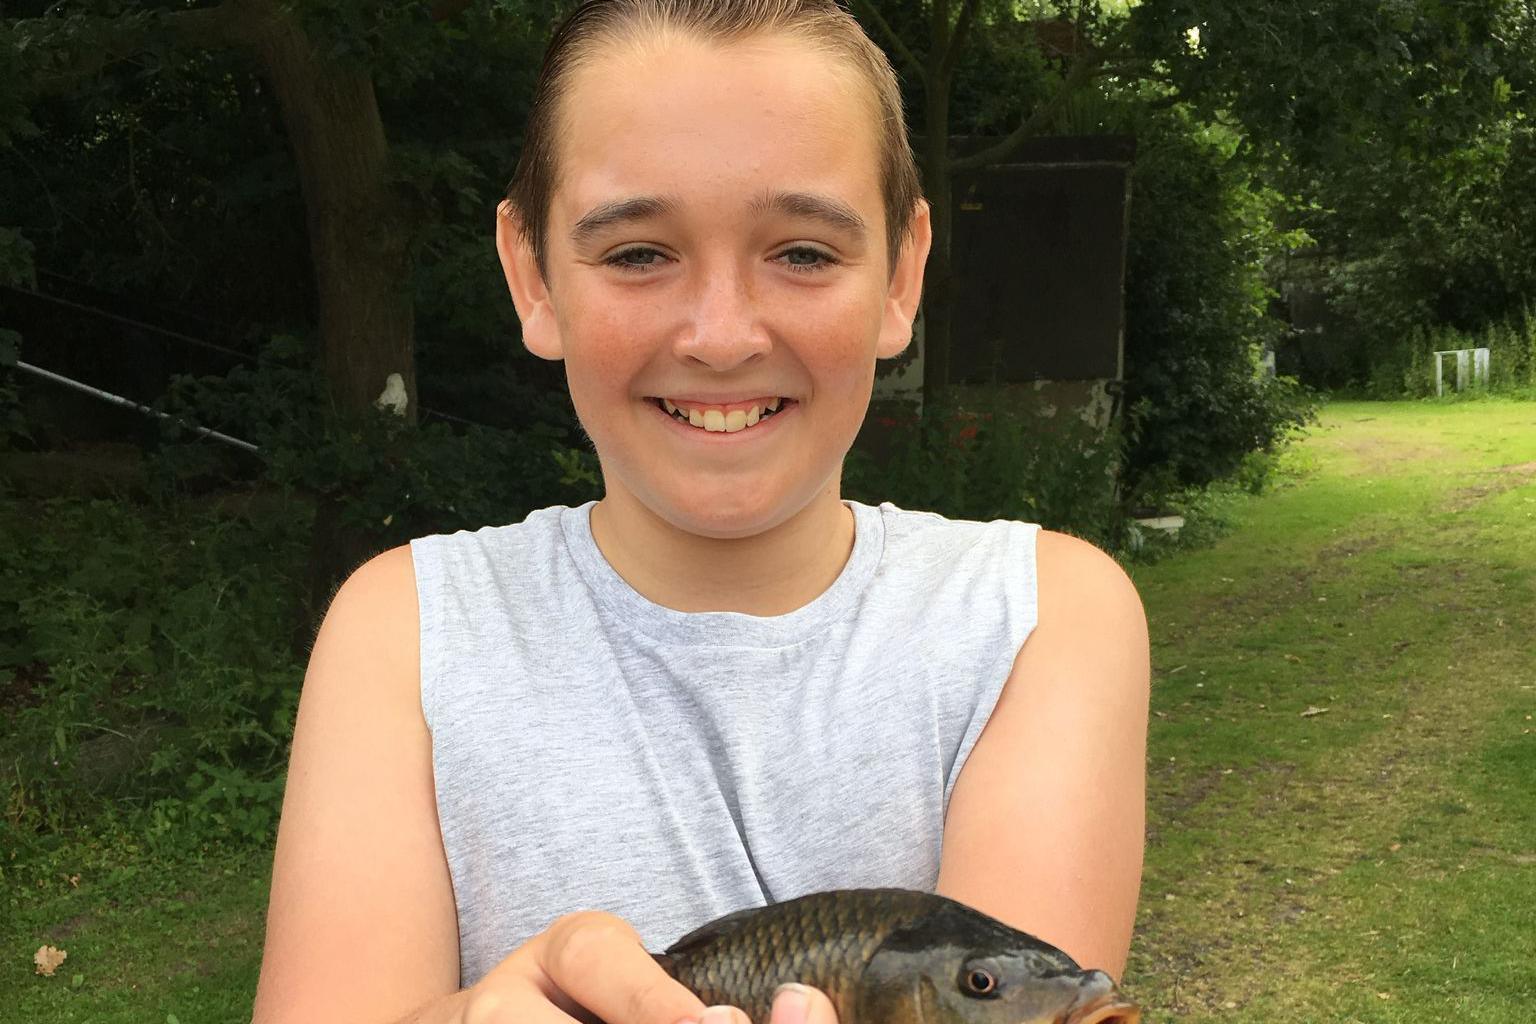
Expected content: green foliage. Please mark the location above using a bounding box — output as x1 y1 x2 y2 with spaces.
844 388 1126 548
0 328 27 451
1131 0 1524 170
0 493 307 840
0 224 33 288
1130 2 1536 393
153 334 600 554
0 228 33 450
1 0 560 434
1118 106 1318 498
1365 303 1536 398
1124 442 1313 563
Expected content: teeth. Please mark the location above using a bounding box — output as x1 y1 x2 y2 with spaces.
660 398 786 432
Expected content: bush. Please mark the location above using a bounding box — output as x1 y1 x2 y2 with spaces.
152 333 601 555
1119 107 1319 497
845 388 1126 548
3 333 604 849
1 493 307 844
1368 304 1536 398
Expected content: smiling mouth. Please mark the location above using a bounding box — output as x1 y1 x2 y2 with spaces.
652 397 792 433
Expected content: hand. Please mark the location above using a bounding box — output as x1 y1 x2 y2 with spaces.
453 910 839 1024
456 910 702 1024
696 984 839 1024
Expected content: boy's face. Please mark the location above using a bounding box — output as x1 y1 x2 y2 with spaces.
500 31 928 540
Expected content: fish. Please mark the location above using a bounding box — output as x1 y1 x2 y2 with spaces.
651 888 1140 1024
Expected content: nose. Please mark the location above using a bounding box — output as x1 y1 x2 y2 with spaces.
672 261 772 372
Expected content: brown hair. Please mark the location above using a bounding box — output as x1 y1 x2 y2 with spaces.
506 0 923 277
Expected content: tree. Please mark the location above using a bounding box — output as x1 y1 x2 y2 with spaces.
1126 0 1536 381
854 0 1127 400
2 0 558 621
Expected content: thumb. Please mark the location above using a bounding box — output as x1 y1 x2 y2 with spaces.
768 983 840 1024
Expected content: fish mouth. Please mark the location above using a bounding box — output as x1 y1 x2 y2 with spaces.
1061 996 1142 1024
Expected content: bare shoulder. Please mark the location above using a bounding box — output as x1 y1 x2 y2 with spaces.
317 544 420 658
253 543 458 1024
1034 529 1144 625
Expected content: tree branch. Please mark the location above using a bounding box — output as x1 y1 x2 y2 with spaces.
850 0 927 87
949 47 1106 172
430 0 476 22
937 0 980 84
17 3 253 100
160 3 250 50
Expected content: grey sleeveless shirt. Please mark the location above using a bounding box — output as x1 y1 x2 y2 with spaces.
409 500 1039 988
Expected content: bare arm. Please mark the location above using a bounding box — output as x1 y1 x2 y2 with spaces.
936 529 1150 980
252 545 463 1023
249 546 819 1024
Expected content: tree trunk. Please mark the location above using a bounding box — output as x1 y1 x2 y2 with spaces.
922 74 954 406
232 3 418 634
920 0 956 407
16 1 423 645
242 8 416 423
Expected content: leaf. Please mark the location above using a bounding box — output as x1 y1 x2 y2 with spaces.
0 328 20 367
33 944 67 976
1300 706 1330 717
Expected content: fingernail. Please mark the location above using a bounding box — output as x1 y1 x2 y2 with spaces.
701 1006 738 1024
771 984 810 1024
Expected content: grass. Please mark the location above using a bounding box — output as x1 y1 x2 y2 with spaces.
4 398 1535 1021
1125 398 1536 1020
3 828 269 1021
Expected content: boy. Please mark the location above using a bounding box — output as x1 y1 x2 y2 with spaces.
252 3 1148 1023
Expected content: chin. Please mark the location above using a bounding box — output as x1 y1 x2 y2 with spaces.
635 472 835 541
653 493 802 541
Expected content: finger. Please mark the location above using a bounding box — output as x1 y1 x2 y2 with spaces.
539 910 708 1024
699 1007 752 1024
768 984 839 1024
460 986 590 1024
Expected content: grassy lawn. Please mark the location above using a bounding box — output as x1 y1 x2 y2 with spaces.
1127 398 1536 1020
5 398 1535 1021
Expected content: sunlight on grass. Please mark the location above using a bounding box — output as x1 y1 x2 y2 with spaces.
1128 400 1536 1021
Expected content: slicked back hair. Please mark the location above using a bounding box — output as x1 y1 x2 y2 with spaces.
506 0 923 278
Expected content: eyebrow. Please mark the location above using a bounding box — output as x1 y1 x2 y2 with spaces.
570 195 681 247
568 190 870 247
751 190 868 241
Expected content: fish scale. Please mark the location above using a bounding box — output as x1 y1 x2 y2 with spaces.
650 889 1141 1024
655 890 927 1022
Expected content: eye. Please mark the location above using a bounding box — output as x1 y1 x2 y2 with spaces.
604 247 668 273
776 245 838 273
960 962 1000 998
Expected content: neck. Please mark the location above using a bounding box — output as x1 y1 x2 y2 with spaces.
588 487 856 616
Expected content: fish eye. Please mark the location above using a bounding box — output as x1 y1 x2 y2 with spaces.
959 960 1001 998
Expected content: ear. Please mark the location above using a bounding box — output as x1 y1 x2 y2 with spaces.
876 198 933 360
495 201 564 361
